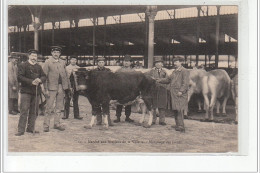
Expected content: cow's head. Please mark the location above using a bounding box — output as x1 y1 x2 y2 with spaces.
74 68 91 91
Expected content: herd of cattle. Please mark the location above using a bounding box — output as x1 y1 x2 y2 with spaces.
71 66 237 129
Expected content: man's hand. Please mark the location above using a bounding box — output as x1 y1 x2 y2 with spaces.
177 92 182 97
32 78 42 85
44 90 50 98
12 86 17 90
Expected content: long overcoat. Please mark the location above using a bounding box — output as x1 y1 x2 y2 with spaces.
160 66 189 111
148 68 170 109
8 61 18 99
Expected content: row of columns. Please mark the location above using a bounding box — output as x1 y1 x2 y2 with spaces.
17 6 222 68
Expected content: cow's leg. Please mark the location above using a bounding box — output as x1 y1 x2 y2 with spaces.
198 100 202 112
209 95 216 121
139 103 146 124
147 110 154 126
102 101 110 128
202 94 210 120
90 115 96 127
216 100 221 115
235 97 238 124
221 97 228 116
103 114 109 128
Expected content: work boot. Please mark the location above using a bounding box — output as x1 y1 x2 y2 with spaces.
54 124 65 131
74 116 83 120
26 129 39 133
159 122 167 126
114 117 120 123
15 132 24 136
125 117 134 123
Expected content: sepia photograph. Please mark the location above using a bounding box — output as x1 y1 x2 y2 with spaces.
6 5 240 153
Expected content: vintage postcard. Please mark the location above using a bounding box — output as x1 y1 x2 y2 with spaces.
1 0 258 172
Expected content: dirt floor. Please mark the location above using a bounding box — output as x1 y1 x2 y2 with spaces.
8 96 238 153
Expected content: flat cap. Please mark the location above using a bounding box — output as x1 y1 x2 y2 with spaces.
28 49 38 54
97 57 106 62
172 56 184 62
51 46 62 52
70 55 78 60
154 56 164 63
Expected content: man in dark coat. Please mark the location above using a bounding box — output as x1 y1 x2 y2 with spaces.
15 49 46 136
157 57 189 132
148 56 169 125
92 57 113 126
8 55 19 115
114 55 135 123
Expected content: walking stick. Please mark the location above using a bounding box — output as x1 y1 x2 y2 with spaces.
33 85 38 135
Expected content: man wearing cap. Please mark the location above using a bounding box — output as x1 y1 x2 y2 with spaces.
63 55 83 120
8 55 19 115
92 57 113 126
42 46 70 132
148 57 169 126
114 55 135 123
157 56 189 132
15 49 46 136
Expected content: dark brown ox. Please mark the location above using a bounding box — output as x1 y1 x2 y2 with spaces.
188 69 231 121
73 68 157 128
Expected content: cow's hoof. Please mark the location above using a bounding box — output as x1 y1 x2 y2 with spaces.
200 119 213 122
215 113 221 117
84 125 92 129
175 126 185 133
143 124 151 128
135 122 143 126
221 113 227 117
184 115 189 119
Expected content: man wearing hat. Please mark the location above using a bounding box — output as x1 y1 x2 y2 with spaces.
148 56 169 126
63 55 83 120
8 55 19 115
157 56 189 132
42 46 70 132
114 54 135 123
15 49 46 136
93 57 113 126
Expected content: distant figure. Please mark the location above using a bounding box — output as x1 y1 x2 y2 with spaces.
114 55 135 123
63 55 83 120
8 55 19 115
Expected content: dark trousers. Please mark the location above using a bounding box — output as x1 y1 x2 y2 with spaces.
64 90 80 118
116 105 131 118
18 93 39 133
174 110 184 128
8 98 18 112
92 105 112 125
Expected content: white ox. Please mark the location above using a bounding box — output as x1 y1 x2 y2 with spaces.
188 69 231 121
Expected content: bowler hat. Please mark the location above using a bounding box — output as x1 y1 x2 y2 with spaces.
97 57 106 62
123 55 132 61
51 46 62 52
28 49 38 54
154 57 164 63
173 56 184 62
